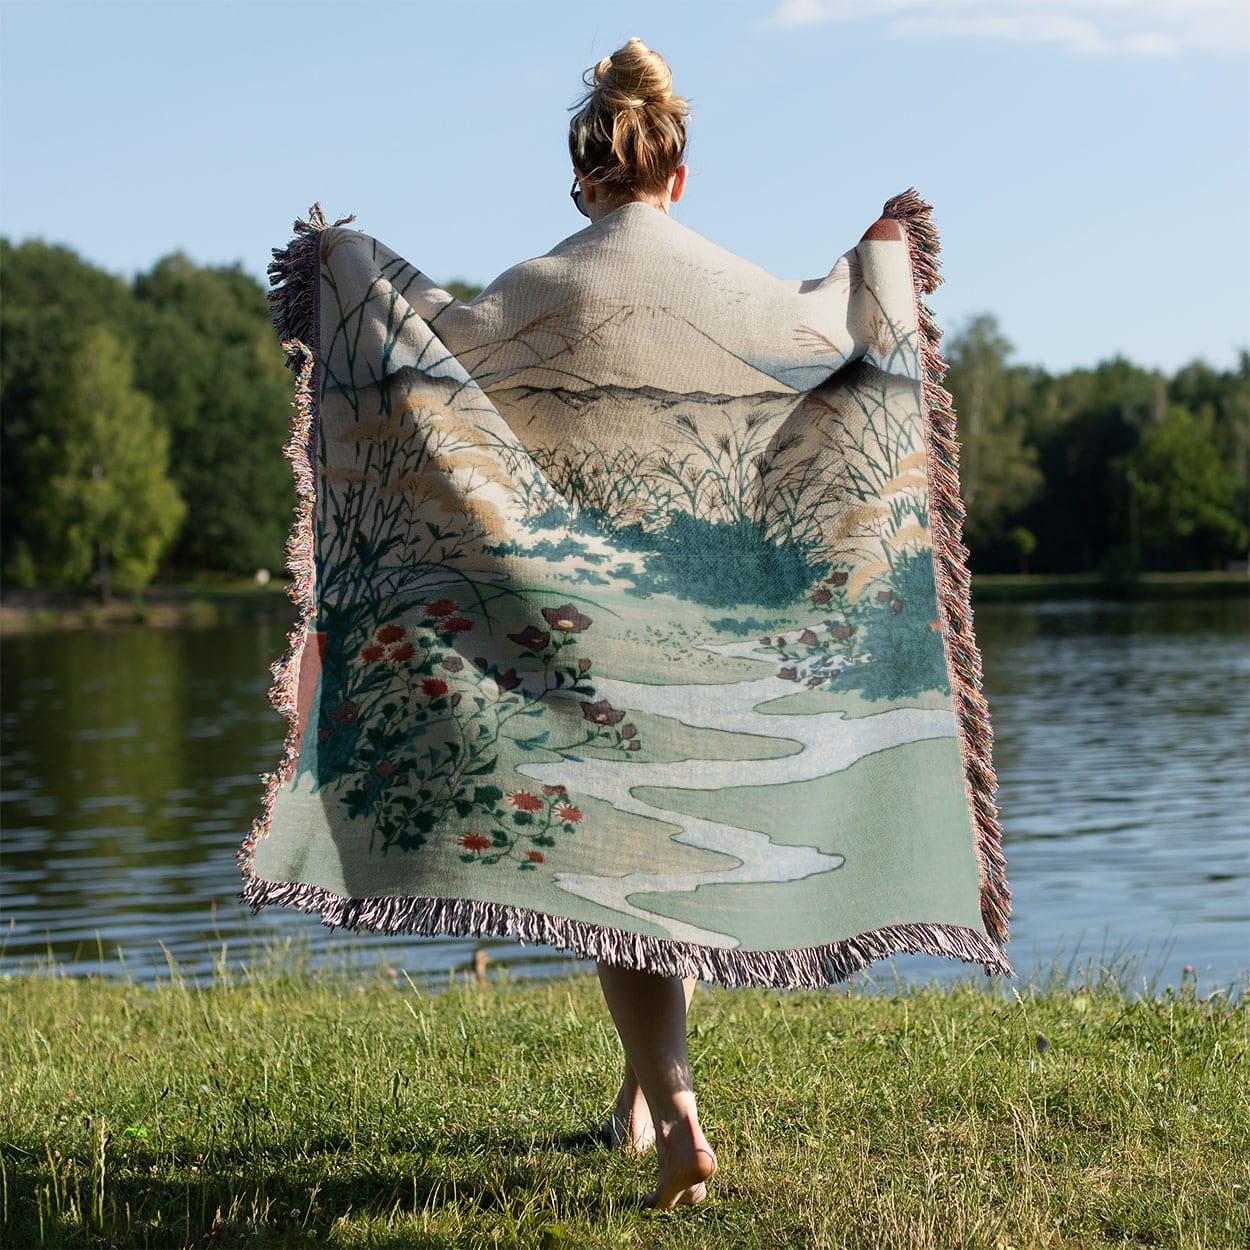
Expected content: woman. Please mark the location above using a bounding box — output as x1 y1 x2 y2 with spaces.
245 35 1009 1218
564 37 717 1211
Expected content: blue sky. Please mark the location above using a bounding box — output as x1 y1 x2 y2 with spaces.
2 0 1246 374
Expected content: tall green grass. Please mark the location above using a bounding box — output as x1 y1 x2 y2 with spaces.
2 954 1245 1249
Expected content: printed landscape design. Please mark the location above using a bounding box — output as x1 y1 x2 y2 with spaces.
248 208 986 951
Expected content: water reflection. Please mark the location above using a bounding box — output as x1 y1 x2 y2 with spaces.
2 596 1246 991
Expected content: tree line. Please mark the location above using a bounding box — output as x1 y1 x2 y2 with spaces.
1 238 1245 594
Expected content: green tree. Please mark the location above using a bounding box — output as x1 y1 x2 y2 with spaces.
0 239 138 580
27 327 185 596
1129 405 1246 570
1019 357 1163 573
943 315 1043 565
131 255 293 574
444 280 483 303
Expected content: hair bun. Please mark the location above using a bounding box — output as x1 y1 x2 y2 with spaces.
569 38 689 197
593 36 674 110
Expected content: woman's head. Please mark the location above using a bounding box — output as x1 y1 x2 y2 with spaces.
568 38 688 205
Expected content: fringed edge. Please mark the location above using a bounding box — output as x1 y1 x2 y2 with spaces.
240 874 1014 988
265 203 355 365
882 188 1011 949
238 206 349 879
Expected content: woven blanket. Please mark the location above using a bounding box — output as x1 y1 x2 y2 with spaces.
238 191 1011 987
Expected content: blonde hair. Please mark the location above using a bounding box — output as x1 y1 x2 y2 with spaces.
568 37 689 198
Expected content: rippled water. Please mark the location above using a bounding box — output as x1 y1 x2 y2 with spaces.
2 597 1246 991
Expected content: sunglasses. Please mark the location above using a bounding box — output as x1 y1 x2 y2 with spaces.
570 176 589 219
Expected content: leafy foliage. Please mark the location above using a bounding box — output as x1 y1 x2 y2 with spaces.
21 327 184 593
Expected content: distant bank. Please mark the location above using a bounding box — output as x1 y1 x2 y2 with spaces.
0 570 1246 634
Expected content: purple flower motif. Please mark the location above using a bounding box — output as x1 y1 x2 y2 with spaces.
833 625 854 640
759 636 771 645
828 571 849 586
508 625 551 653
473 657 489 670
810 588 832 605
627 740 641 751
620 723 637 739
799 629 819 646
577 657 592 674
892 599 905 614
442 656 464 672
495 669 522 692
778 667 798 681
876 590 893 603
805 676 825 688
541 604 593 634
581 699 624 725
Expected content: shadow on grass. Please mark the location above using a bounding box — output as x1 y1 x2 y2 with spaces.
4 1125 637 1250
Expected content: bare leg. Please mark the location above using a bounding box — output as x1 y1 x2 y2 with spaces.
602 977 696 1151
596 963 717 1208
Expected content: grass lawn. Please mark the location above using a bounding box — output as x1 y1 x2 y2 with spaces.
1 961 1246 1249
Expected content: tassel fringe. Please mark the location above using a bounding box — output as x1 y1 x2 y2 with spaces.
240 873 1013 987
883 188 1011 948
238 197 1013 986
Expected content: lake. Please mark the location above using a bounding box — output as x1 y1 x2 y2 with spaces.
2 596 1246 993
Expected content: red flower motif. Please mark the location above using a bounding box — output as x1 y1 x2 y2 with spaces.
799 629 819 646
526 851 545 863
542 784 567 795
441 616 474 633
461 834 491 852
930 618 942 631
426 599 458 618
329 700 360 724
421 677 449 698
373 759 399 779
828 571 849 586
541 604 593 633
360 643 385 663
509 791 543 812
376 624 406 644
556 804 582 823
442 656 464 672
389 642 416 663
581 699 624 725
810 588 832 605
508 625 551 653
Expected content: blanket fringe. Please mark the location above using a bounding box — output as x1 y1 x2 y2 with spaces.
240 873 1013 988
882 188 1011 948
237 205 348 876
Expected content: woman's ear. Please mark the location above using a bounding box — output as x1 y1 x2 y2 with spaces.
669 164 688 203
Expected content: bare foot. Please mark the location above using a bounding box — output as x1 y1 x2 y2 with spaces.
601 1079 655 1151
644 1118 717 1210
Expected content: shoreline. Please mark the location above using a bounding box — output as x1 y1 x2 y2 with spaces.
1 570 1245 635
